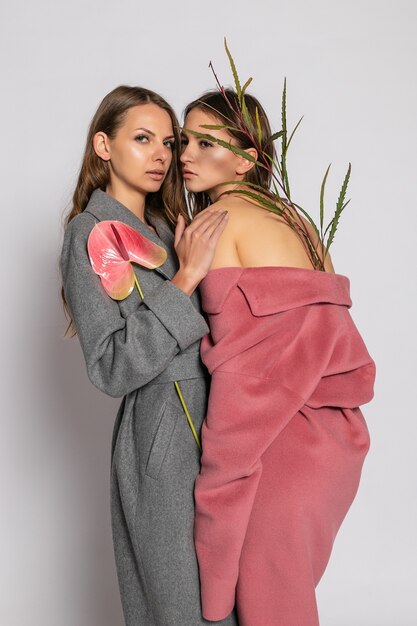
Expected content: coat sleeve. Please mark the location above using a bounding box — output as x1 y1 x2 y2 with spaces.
60 214 209 398
194 299 375 621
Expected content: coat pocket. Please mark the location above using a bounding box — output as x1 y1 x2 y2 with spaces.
145 400 181 480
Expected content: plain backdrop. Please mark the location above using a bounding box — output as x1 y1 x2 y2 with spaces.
1 1 416 624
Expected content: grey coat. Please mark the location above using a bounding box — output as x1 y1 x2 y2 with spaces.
61 189 238 626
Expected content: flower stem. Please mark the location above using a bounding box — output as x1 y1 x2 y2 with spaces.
174 381 202 452
134 274 144 299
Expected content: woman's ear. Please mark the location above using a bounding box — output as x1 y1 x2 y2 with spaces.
93 131 111 161
235 148 258 175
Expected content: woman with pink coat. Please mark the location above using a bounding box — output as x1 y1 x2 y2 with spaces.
181 89 375 626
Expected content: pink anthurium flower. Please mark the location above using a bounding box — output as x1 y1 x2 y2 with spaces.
87 220 167 300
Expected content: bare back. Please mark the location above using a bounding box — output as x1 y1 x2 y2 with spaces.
209 196 335 273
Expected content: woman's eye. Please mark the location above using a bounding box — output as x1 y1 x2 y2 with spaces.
134 134 149 143
199 140 213 148
164 139 175 149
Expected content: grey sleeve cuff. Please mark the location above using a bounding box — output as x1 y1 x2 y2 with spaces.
143 281 209 351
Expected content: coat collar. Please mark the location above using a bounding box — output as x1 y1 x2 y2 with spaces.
84 188 178 280
201 266 352 315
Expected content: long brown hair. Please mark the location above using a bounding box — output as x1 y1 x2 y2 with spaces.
183 89 275 214
62 85 187 335
65 85 188 227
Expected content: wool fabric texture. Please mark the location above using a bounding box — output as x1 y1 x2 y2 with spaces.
61 189 238 626
195 266 375 626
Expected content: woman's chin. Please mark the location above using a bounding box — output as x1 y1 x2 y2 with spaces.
141 179 165 193
184 180 208 193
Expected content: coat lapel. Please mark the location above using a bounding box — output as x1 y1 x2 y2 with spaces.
84 188 178 280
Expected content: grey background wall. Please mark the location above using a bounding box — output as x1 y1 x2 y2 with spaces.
1 0 416 624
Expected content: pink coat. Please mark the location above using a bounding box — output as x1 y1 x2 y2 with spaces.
194 267 375 625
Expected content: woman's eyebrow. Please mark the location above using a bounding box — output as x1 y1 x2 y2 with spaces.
133 127 155 135
133 127 175 140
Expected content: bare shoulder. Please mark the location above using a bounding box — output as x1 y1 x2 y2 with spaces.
209 196 267 232
204 198 248 269
209 196 248 220
205 196 335 272
223 198 335 271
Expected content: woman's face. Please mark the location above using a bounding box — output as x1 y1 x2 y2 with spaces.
97 103 175 196
181 108 243 201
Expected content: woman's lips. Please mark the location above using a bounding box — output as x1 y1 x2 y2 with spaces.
183 169 197 179
147 170 165 181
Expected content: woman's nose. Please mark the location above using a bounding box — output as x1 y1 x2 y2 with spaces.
180 144 192 163
153 144 169 163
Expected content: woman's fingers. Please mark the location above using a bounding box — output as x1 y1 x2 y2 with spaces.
174 209 229 285
175 212 213 250
187 209 227 239
174 214 186 248
200 211 229 242
186 208 218 233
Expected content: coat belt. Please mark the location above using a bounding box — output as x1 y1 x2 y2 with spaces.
147 352 208 385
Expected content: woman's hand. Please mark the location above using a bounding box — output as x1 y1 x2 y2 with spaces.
171 209 229 296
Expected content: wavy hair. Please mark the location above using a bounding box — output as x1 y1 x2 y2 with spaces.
62 85 187 334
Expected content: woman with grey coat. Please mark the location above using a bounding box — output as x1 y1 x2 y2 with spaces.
60 85 236 626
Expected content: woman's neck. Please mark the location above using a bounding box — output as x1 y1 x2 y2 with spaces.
106 183 146 221
209 182 247 204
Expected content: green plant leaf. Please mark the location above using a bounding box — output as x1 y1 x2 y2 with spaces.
306 240 324 270
221 180 277 198
280 78 291 199
195 99 236 127
221 180 267 191
241 77 253 96
272 181 282 198
241 96 253 133
199 124 240 132
323 198 350 239
286 115 304 152
324 164 351 256
260 150 274 165
223 189 284 214
264 154 282 178
224 38 242 100
292 202 321 241
207 45 351 270
255 106 263 144
320 163 331 239
267 130 285 143
183 128 261 163
281 78 287 149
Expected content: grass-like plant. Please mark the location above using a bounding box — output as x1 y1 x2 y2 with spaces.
185 38 351 271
